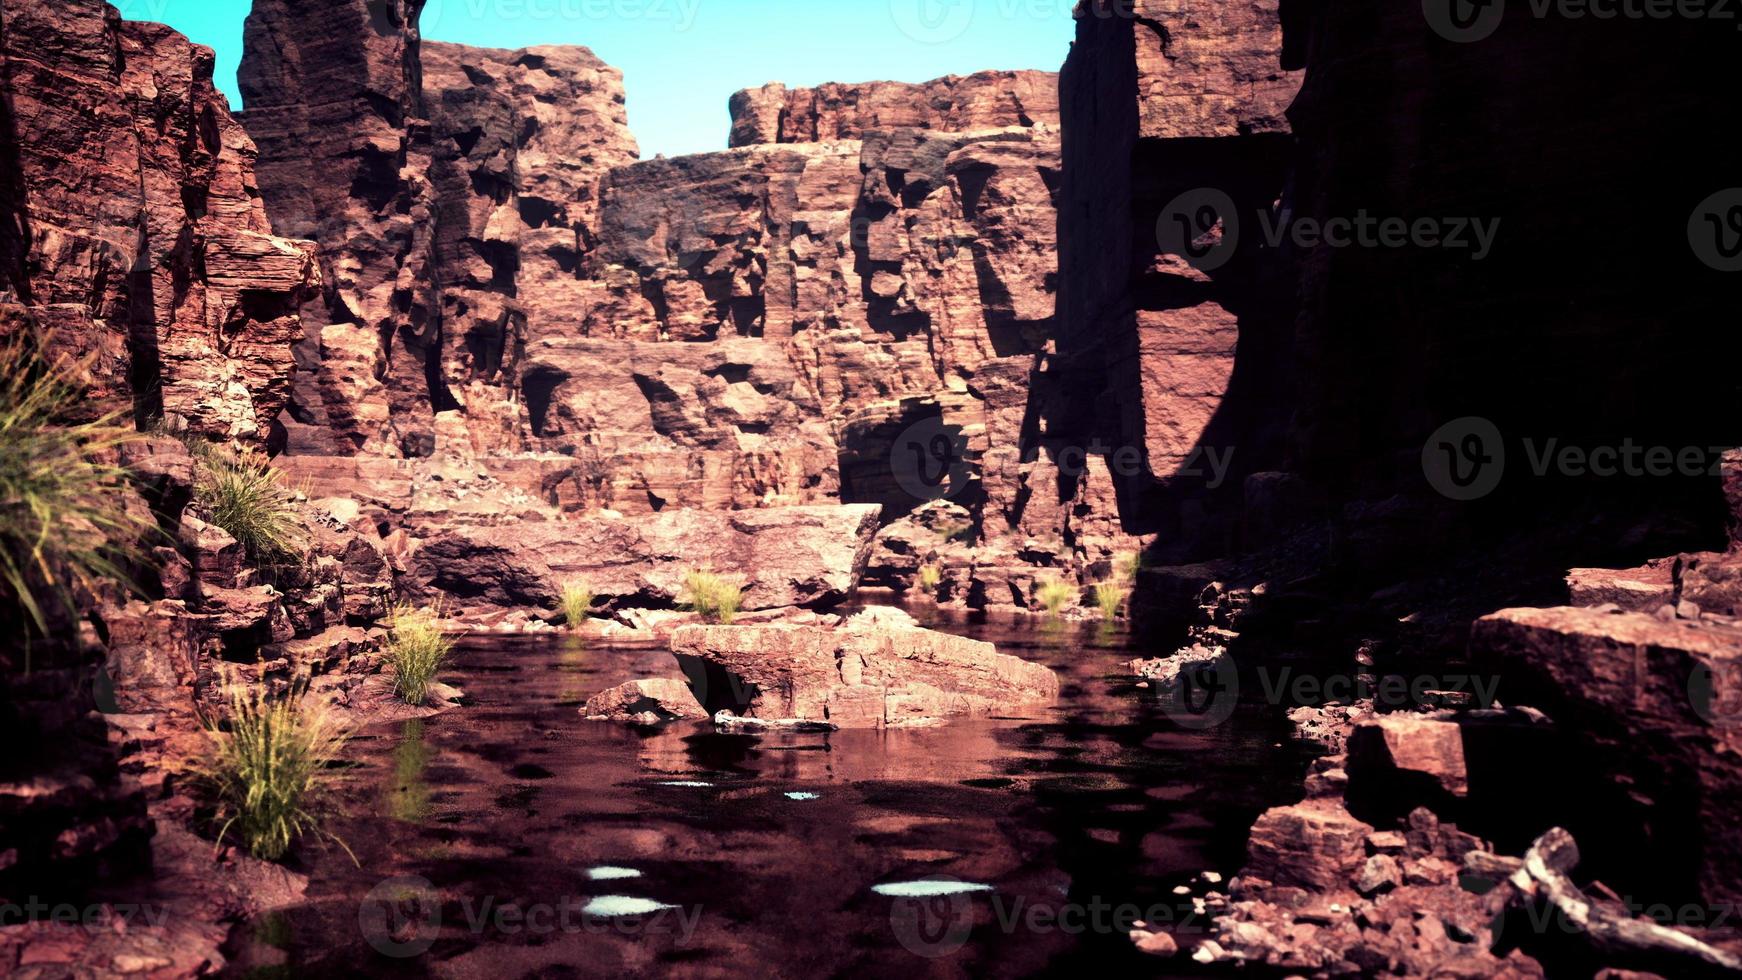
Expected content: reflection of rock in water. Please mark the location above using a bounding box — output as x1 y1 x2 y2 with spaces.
556 636 590 707
385 718 432 824
226 629 1308 975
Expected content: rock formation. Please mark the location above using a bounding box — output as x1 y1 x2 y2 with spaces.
238 0 1144 614
240 0 640 457
1 0 318 443
1475 607 1742 905
2 0 1736 974
671 607 1059 728
1059 1 1742 973
727 71 1058 148
1055 0 1300 538
0 1 338 967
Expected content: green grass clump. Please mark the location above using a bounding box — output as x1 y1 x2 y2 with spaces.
194 447 303 569
682 569 744 625
0 333 146 662
1117 551 1144 584
1036 577 1077 617
917 563 944 591
194 674 352 863
1095 581 1130 619
560 582 595 629
387 603 453 706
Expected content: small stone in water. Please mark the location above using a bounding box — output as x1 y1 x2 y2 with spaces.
1192 941 1226 965
1133 930 1178 957
587 867 643 881
785 792 820 801
657 780 713 788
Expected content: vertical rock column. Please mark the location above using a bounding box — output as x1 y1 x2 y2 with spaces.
1056 0 1300 547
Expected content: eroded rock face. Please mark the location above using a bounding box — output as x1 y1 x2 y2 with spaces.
727 71 1059 148
670 607 1059 727
1055 0 1301 537
400 504 881 615
240 0 1142 607
0 3 340 951
1473 606 1742 905
241 1 639 457
1 0 318 443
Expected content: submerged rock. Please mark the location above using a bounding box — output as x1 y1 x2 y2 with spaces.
672 608 1059 728
1127 644 1228 684
712 713 839 733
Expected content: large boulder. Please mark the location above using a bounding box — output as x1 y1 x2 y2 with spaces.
669 607 1059 728
1345 716 1472 820
1473 606 1742 904
582 679 708 724
402 505 881 614
1240 801 1374 894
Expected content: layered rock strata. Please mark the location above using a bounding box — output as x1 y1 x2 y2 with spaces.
0 2 365 969
1 0 318 443
727 71 1058 147
239 0 1144 612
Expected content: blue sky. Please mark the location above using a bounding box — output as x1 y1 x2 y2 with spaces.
118 0 1075 159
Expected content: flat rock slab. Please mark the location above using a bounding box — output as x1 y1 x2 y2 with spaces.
670 608 1059 728
1473 605 1742 904
1565 561 1677 611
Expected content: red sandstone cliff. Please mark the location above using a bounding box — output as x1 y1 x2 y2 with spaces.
727 70 1059 148
1 0 318 443
1054 0 1742 965
1 0 319 941
1056 0 1300 542
239 0 1137 611
239 0 641 457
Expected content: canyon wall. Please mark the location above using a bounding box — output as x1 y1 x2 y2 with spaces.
1056 0 1301 550
239 0 641 457
240 3 1140 610
0 0 318 906
1058 0 1742 928
0 0 318 442
1062 0 1741 569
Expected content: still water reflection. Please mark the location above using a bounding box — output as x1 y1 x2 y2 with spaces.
230 609 1310 978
